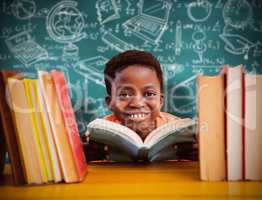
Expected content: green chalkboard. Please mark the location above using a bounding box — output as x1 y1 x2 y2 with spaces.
0 0 262 134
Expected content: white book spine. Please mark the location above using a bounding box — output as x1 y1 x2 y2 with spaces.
226 65 243 180
245 74 262 180
37 74 62 182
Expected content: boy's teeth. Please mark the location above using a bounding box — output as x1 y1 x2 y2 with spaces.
130 114 146 119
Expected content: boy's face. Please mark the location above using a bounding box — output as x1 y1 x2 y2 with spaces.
106 65 164 138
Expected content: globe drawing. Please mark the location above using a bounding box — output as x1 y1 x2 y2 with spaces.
46 1 86 58
223 0 252 29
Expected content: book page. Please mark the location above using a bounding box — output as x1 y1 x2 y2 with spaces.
144 118 195 147
88 119 144 147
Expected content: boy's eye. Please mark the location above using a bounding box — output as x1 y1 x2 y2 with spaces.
144 91 157 97
119 93 129 97
118 92 132 99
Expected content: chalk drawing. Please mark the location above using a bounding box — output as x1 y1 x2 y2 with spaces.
192 30 207 62
169 75 197 115
46 1 86 59
223 0 253 29
96 0 120 25
11 0 36 20
74 56 107 87
175 20 182 56
101 31 135 52
122 0 172 44
187 0 212 22
5 31 48 66
220 33 261 60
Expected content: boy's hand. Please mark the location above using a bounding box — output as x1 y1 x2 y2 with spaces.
82 130 109 160
173 142 198 161
83 130 90 143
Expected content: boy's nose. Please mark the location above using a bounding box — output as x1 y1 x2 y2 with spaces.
129 95 145 108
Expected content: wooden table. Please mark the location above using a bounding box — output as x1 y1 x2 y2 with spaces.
0 161 261 200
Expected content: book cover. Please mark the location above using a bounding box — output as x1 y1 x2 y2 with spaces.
38 71 79 183
197 74 226 181
87 118 196 162
0 71 26 184
51 70 87 181
245 74 262 180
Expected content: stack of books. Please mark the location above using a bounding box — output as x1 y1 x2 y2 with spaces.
0 70 88 185
197 65 262 181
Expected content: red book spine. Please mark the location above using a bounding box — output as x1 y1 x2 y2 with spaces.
51 70 87 180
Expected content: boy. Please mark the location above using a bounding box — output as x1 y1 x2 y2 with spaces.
84 50 197 161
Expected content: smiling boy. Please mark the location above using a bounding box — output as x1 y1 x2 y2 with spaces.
103 50 180 140
84 50 196 161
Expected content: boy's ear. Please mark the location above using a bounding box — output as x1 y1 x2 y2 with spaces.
105 96 112 109
160 93 164 108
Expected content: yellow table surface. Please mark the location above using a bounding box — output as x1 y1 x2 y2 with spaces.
0 161 261 200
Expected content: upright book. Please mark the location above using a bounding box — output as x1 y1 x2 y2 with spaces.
225 65 244 181
51 70 87 181
197 73 226 181
37 77 62 183
24 79 50 183
0 71 26 184
245 74 262 180
7 78 45 184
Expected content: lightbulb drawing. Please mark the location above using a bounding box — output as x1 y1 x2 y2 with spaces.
192 30 207 62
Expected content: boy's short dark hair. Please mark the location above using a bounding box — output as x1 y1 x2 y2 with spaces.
104 50 163 95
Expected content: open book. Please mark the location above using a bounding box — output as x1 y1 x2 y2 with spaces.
87 118 196 162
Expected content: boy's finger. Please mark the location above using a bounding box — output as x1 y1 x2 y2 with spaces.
84 131 90 142
85 130 90 136
82 134 90 143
